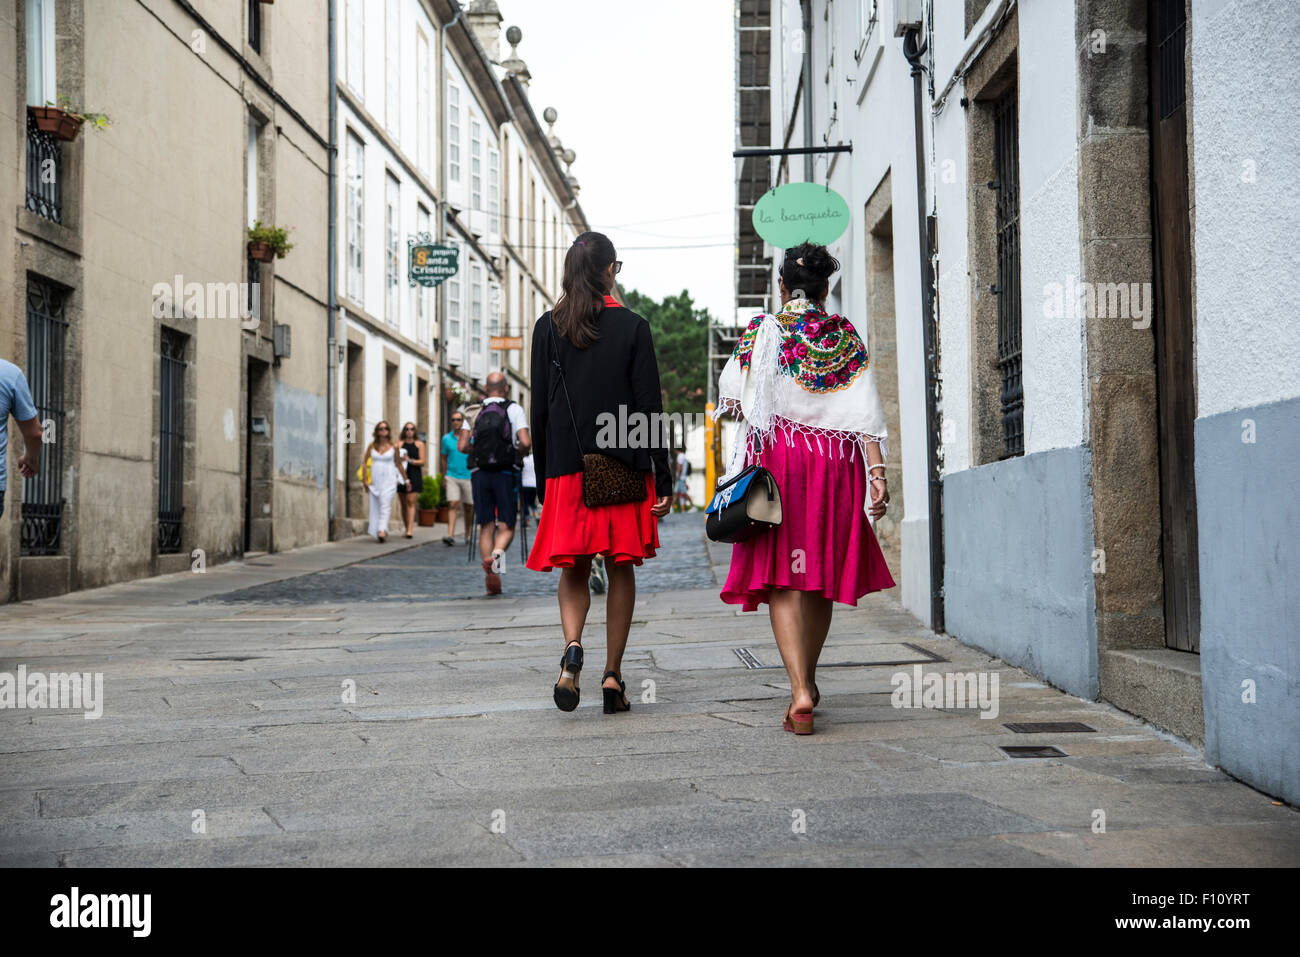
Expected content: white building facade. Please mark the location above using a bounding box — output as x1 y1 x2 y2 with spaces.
334 0 588 524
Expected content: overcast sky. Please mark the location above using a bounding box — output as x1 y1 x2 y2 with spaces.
502 0 736 323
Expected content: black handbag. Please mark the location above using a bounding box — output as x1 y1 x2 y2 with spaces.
705 464 782 543
547 315 648 508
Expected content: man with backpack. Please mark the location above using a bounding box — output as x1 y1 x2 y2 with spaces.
458 371 531 595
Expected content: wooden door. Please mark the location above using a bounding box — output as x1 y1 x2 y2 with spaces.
1148 0 1200 652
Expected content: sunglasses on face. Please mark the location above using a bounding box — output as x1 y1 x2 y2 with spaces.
612 261 623 274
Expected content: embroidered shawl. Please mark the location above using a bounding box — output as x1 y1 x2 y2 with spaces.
715 299 889 480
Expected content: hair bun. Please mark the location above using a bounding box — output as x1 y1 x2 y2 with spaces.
801 245 838 279
783 242 840 284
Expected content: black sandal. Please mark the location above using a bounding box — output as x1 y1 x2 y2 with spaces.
602 670 631 714
553 641 583 712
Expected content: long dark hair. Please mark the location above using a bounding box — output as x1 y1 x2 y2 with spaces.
553 230 616 348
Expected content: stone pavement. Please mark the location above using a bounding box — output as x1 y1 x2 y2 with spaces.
0 513 1296 866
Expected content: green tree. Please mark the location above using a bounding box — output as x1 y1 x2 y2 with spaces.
623 288 710 421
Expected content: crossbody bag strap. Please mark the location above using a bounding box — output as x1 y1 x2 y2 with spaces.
547 314 587 460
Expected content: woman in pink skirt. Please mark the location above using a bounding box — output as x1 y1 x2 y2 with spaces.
715 243 895 735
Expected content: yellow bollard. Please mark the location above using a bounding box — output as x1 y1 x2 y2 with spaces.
705 402 717 500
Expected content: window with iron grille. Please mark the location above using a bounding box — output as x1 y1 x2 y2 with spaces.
247 251 260 323
25 109 62 224
993 85 1023 458
158 330 187 554
248 0 262 52
22 276 67 556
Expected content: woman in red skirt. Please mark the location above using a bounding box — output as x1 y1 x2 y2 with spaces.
526 231 673 714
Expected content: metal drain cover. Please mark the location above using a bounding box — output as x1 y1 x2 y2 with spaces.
1004 722 1095 734
1001 745 1067 758
729 643 945 670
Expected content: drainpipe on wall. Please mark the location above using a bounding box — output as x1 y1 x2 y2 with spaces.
327 0 338 536
903 26 945 633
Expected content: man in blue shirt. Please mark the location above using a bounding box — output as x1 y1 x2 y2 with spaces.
0 359 42 518
440 410 473 546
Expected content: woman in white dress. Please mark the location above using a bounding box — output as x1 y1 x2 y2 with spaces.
362 421 409 543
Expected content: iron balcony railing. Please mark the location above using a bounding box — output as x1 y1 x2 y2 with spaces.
25 108 63 224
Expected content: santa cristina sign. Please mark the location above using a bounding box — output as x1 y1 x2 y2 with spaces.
752 181 850 248
408 232 459 288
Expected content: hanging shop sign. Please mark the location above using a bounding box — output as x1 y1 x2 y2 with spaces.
408 233 459 288
752 181 851 248
489 336 524 351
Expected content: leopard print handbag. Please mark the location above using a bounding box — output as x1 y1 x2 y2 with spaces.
548 316 650 509
581 452 648 508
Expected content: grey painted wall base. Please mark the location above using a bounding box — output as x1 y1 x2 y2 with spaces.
900 515 932 629
943 446 1098 699
1196 396 1300 806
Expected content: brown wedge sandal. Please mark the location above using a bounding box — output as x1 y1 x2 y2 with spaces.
783 706 814 735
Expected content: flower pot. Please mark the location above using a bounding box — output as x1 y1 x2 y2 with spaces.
418 508 437 527
248 241 275 263
31 107 83 142
435 505 450 524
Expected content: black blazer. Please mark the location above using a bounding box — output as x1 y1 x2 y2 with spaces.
530 303 673 501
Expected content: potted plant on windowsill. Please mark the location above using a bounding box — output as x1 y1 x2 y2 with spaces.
31 95 111 142
247 221 294 263
418 474 440 527
446 382 470 407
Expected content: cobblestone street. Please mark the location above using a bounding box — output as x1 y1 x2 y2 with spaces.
0 519 1296 867
208 510 715 605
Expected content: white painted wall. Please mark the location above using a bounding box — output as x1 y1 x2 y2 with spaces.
1190 0 1300 417
1016 0 1086 454
933 0 1085 475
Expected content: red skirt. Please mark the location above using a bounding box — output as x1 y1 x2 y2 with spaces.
525 472 660 571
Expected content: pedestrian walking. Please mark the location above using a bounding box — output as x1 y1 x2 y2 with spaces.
520 452 538 526
396 422 426 539
458 372 531 594
673 447 694 510
713 242 895 735
526 231 673 714
440 410 473 546
0 358 42 518
360 421 408 543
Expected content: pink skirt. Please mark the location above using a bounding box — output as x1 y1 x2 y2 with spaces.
720 422 896 612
